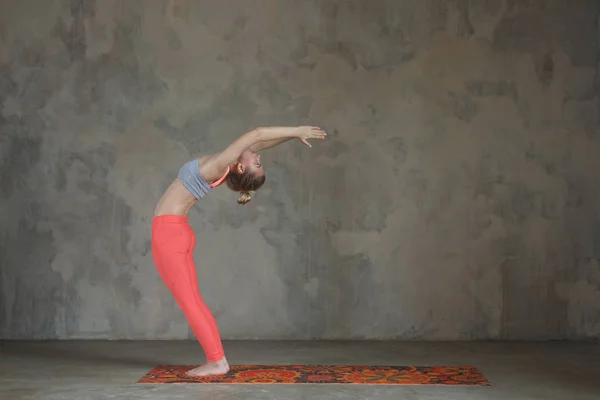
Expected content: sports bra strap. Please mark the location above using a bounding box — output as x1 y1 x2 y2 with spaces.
210 166 230 188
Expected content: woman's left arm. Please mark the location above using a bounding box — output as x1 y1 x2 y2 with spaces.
249 126 327 151
249 137 294 152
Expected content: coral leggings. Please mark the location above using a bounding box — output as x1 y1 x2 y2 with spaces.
151 215 224 362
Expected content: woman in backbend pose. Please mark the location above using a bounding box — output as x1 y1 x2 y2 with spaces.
152 126 327 377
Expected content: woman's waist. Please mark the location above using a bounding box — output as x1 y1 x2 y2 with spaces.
154 180 197 218
152 214 195 241
152 214 190 224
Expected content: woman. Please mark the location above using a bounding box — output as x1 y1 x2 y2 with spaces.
152 126 327 377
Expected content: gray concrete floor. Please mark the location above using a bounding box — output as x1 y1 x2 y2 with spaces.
1 340 599 400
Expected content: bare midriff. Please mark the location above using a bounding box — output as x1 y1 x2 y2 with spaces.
153 179 198 217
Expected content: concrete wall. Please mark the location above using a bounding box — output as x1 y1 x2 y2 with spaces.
1 0 599 340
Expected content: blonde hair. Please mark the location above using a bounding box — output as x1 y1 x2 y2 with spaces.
237 190 254 204
226 170 265 205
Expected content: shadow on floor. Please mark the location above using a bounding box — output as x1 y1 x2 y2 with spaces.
0 340 169 369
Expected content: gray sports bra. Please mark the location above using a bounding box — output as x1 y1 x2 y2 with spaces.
178 159 229 200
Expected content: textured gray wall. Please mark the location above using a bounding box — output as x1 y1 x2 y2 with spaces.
1 0 599 341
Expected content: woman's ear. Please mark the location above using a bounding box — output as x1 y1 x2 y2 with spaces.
235 163 245 174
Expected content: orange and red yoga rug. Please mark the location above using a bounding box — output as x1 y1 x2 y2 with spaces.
137 364 490 385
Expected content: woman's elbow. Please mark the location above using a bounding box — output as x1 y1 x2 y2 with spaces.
247 127 263 142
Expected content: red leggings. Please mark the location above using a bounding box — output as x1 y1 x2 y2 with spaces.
151 215 224 362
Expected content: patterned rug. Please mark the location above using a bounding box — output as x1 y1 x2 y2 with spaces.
137 365 490 385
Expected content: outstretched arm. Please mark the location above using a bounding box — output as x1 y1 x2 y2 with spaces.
249 137 294 152
250 126 327 151
215 126 325 165
214 127 300 166
201 126 326 180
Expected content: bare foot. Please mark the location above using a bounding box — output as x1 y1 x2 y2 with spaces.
186 357 230 377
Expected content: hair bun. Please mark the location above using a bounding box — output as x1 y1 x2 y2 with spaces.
237 191 254 205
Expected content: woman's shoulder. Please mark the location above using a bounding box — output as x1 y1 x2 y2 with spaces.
197 153 228 182
196 155 210 165
197 152 224 164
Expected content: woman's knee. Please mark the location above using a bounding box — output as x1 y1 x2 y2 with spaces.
171 281 203 306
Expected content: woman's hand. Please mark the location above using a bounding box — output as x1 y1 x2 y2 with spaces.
295 126 327 148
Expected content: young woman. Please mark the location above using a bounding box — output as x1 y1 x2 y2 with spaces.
152 126 327 377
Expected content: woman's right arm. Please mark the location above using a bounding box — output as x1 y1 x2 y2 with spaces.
212 126 325 168
212 127 300 167
252 126 326 150
200 126 315 181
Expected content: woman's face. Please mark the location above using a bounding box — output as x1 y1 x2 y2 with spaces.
238 149 264 176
